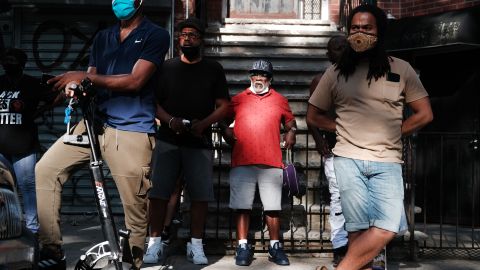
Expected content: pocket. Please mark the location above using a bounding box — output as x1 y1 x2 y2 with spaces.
137 166 152 196
383 81 401 102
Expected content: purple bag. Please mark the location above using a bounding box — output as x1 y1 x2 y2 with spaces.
283 149 304 198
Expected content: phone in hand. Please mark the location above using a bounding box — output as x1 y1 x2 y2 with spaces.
41 73 55 87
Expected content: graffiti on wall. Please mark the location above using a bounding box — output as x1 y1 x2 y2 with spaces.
32 20 108 73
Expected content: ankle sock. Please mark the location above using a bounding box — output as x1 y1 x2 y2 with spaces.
148 236 162 246
270 240 279 248
238 239 248 245
191 237 203 246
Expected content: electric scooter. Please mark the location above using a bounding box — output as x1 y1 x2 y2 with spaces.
64 78 132 270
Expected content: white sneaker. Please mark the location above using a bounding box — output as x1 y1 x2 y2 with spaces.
186 242 208 265
143 239 164 264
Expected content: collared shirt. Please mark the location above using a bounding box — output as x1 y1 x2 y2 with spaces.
230 88 295 168
89 17 170 133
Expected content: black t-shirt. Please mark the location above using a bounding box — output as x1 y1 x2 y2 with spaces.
0 74 56 155
156 57 230 148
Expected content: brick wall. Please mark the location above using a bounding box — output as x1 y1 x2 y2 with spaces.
327 0 480 26
396 0 480 18
179 0 480 27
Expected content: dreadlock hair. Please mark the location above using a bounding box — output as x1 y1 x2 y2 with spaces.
335 4 391 85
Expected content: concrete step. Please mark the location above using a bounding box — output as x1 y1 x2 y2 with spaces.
221 18 334 31
207 27 338 37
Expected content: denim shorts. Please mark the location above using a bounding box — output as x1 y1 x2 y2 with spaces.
229 165 283 211
334 156 404 233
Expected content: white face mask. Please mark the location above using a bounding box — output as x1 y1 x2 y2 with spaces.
249 80 270 95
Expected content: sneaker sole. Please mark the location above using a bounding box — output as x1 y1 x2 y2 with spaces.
38 259 66 270
268 256 290 266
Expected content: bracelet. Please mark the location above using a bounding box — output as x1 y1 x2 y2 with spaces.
168 117 175 129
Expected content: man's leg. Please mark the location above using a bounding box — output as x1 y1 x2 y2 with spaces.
229 166 256 266
335 158 404 270
144 140 181 264
265 211 280 240
257 166 289 266
100 127 155 269
183 147 214 265
236 210 251 240
36 122 90 248
36 122 90 268
12 152 39 234
161 176 185 243
323 155 348 261
337 228 394 270
148 199 169 237
190 201 208 238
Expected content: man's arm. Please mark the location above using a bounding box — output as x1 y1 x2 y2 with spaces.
401 96 433 136
48 59 157 93
283 119 297 149
191 98 230 137
155 103 190 135
306 104 336 133
307 73 332 155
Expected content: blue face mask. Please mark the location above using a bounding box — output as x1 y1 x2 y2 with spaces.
112 0 141 20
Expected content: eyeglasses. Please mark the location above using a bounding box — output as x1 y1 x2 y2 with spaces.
179 32 201 39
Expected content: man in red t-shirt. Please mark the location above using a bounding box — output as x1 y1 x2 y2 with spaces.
221 59 297 266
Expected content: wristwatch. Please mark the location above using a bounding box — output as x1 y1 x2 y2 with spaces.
289 127 297 133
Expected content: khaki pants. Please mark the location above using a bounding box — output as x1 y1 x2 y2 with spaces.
36 121 154 268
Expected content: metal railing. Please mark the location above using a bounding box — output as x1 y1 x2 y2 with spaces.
410 132 480 259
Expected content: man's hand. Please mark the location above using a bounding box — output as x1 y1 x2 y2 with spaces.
283 129 296 149
170 117 190 135
316 136 332 156
191 119 209 138
222 127 236 146
48 71 88 91
65 81 81 98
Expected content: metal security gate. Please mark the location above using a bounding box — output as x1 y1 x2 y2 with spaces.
412 132 480 259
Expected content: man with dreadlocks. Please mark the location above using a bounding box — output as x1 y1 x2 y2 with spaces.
307 4 433 270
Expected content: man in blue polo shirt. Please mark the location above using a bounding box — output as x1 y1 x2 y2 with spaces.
36 1 170 269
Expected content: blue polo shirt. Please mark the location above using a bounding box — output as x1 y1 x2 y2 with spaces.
89 17 169 133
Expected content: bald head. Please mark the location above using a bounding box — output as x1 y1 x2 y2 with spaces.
326 36 347 64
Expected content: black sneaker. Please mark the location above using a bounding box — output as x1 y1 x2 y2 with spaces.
235 243 253 266
268 242 290 266
332 244 348 266
38 245 66 270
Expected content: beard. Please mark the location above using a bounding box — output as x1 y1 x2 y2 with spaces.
180 45 201 61
249 80 270 95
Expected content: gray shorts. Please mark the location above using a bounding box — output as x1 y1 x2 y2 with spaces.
229 165 283 211
149 139 214 201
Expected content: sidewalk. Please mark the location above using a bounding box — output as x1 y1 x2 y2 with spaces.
60 215 480 270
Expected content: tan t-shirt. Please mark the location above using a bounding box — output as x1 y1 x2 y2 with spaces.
309 57 428 163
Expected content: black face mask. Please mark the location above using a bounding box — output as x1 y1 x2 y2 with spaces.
2 64 23 77
180 46 201 61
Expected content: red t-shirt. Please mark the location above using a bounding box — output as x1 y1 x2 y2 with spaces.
230 88 295 168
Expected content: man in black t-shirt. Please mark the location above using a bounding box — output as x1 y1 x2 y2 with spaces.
0 47 60 234
144 17 230 265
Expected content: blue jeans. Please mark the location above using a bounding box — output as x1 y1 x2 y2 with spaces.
334 156 404 233
2 152 39 233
